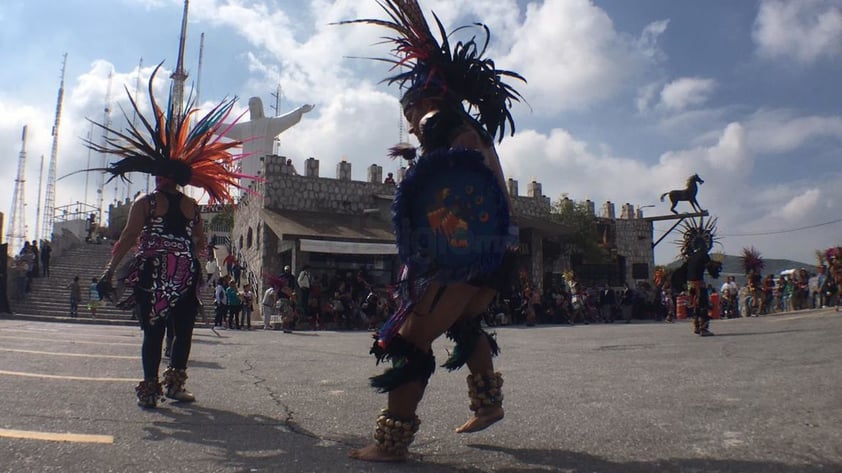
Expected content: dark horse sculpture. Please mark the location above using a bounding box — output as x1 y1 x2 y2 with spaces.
660 174 704 214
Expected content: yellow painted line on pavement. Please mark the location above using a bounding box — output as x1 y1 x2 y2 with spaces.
0 370 135 382
0 348 138 360
0 335 138 346
1 327 139 339
0 428 113 444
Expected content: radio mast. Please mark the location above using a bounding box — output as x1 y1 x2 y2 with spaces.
35 154 44 242
96 69 114 223
196 32 205 106
7 126 29 253
41 53 67 242
171 0 190 124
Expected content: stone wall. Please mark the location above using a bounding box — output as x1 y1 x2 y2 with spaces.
613 216 655 284
231 189 268 293
263 155 396 214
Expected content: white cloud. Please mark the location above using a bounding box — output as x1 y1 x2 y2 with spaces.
658 77 717 111
637 19 670 61
780 188 821 220
753 0 842 64
502 0 662 113
636 82 659 114
745 109 842 154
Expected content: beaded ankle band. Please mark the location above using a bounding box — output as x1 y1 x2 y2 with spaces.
467 371 504 412
374 409 421 456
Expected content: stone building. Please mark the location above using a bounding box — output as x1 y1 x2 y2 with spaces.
231 155 655 299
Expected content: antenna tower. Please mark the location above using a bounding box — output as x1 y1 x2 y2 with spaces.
96 69 114 222
130 58 150 194
171 0 190 124
41 53 67 242
271 81 283 116
196 32 205 106
7 126 29 253
271 81 282 154
35 154 44 242
84 123 94 205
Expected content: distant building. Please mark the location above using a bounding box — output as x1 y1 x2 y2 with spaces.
231 155 655 299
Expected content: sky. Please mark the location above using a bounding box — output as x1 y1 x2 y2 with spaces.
1 0 841 266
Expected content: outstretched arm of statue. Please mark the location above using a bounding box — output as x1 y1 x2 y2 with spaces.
267 104 315 135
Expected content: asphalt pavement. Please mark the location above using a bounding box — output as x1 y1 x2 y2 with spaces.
0 310 840 473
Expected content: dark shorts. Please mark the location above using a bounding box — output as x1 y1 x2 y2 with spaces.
467 250 517 293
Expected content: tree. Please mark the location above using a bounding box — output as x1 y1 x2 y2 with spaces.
549 195 609 263
209 205 234 229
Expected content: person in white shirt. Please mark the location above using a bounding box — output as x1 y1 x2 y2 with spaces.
205 259 219 287
297 266 312 319
261 286 276 330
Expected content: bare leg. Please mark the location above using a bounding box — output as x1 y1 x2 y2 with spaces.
453 288 505 433
350 283 480 462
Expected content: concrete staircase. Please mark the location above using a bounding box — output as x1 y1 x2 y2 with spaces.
10 243 216 325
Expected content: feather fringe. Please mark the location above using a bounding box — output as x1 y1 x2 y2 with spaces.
442 321 499 371
369 335 436 393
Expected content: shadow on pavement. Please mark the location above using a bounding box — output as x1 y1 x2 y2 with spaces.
140 403 448 472
467 444 842 473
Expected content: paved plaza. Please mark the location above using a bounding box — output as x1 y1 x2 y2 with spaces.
0 310 840 473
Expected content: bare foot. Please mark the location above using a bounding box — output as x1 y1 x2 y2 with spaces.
348 443 408 462
455 406 504 433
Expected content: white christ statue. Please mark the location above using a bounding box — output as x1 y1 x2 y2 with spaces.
223 97 314 183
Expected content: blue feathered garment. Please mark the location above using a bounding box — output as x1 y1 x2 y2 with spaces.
373 147 511 357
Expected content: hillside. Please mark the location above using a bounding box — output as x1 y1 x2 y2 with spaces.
665 254 817 280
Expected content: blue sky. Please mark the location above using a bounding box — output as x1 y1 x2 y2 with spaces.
1 0 841 266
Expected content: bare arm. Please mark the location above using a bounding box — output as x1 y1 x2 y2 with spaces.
104 196 148 277
450 128 514 216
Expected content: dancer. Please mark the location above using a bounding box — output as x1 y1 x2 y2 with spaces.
340 0 525 462
670 219 722 336
90 64 249 408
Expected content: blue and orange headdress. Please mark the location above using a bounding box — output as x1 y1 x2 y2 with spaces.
82 64 250 204
338 0 526 143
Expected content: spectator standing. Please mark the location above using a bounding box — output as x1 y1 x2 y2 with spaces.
223 253 235 277
68 275 81 317
30 240 40 279
620 283 634 323
261 285 276 330
87 277 101 318
225 279 242 329
232 261 242 286
599 284 615 322
205 258 219 287
40 241 52 277
297 266 312 319
276 266 297 332
814 266 827 308
19 244 35 293
240 283 254 329
214 278 228 328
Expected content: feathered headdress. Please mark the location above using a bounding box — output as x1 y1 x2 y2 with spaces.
741 246 765 275
337 0 526 143
825 247 842 283
81 64 251 204
676 217 720 258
